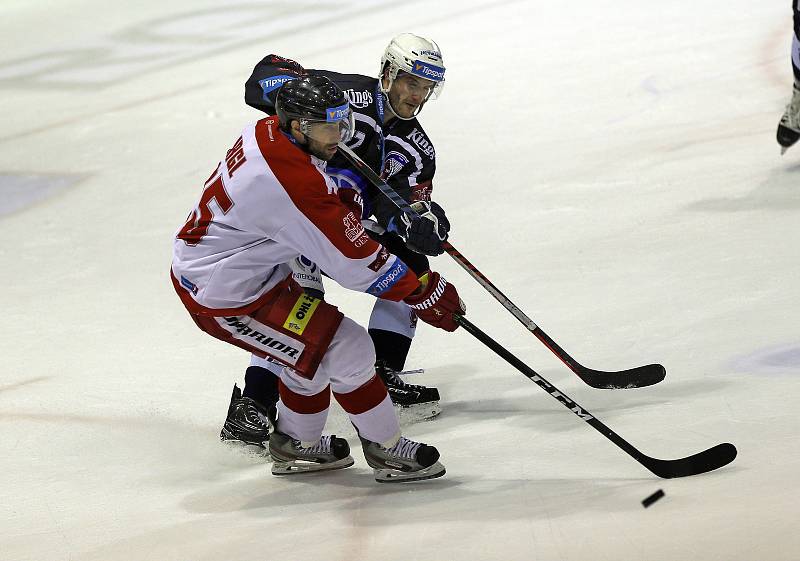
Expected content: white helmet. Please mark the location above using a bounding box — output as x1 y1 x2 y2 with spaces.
380 33 445 118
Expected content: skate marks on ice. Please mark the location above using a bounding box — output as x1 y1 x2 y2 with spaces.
437 365 733 432
0 173 86 217
152 475 684 561
730 342 800 375
0 375 51 395
684 165 800 213
0 0 519 92
0 2 400 91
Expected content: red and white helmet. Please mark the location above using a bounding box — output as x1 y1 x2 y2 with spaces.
379 33 446 115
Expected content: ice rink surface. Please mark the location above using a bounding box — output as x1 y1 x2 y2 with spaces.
1 1 799 560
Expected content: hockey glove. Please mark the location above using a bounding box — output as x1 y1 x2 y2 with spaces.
265 55 307 77
404 271 465 332
391 201 451 256
245 55 307 111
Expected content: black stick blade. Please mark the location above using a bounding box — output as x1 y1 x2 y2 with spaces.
578 363 667 389
642 443 738 479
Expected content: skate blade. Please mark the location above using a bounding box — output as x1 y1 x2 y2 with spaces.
271 455 354 475
782 146 788 155
374 461 446 483
395 402 441 424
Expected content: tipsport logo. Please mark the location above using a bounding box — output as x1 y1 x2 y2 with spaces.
411 60 445 81
326 103 350 122
367 260 409 296
259 75 295 99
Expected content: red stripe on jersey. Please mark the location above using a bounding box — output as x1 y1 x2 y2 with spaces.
254 118 379 260
332 374 389 415
278 380 331 414
253 118 420 302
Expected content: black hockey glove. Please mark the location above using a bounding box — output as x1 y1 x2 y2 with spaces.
391 201 450 256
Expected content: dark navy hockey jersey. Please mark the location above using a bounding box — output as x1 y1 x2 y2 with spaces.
244 54 437 230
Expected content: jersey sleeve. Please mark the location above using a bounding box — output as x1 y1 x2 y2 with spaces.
372 127 437 230
258 128 420 301
244 54 307 113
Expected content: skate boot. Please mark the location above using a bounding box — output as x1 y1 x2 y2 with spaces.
361 435 445 483
376 360 441 422
269 431 354 475
777 84 800 154
219 384 275 450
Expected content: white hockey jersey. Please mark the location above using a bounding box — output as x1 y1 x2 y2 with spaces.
171 117 420 316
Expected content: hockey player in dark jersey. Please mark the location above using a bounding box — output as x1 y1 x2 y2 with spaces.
777 0 800 154
220 34 452 449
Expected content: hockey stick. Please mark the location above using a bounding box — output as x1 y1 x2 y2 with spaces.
453 314 737 478
337 143 665 389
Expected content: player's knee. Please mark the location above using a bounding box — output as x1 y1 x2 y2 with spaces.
327 317 376 387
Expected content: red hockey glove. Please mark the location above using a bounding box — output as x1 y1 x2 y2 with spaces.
265 55 307 76
403 272 466 332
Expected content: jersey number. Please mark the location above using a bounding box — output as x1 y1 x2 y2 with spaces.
177 170 234 246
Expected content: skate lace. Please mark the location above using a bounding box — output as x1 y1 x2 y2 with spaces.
243 402 270 428
299 435 333 454
385 436 421 460
383 368 424 390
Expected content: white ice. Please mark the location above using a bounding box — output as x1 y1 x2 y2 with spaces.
1 1 798 560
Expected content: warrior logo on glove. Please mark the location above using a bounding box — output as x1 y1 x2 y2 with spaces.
404 272 465 332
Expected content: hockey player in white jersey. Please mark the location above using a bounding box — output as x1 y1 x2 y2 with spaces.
222 34 451 441
171 75 465 482
777 0 800 153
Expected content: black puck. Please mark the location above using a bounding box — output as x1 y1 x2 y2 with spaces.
642 489 665 508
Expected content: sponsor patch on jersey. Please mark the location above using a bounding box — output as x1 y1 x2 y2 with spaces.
220 316 304 366
283 294 320 335
410 60 445 82
343 211 365 243
326 103 350 122
405 127 436 159
180 275 199 295
259 75 295 99
367 259 408 296
368 246 391 272
344 88 373 109
411 179 433 202
381 151 409 179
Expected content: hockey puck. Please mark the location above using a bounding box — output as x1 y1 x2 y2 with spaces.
641 489 665 508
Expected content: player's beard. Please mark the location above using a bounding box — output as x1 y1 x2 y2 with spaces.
306 137 338 161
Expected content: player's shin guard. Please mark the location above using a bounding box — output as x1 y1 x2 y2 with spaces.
333 374 401 445
270 380 354 474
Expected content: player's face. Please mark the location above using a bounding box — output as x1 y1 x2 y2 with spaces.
388 73 436 118
296 121 350 160
306 132 339 160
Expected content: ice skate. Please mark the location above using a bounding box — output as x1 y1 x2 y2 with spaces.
777 84 800 154
361 435 445 483
269 431 354 475
219 384 275 450
376 361 441 422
